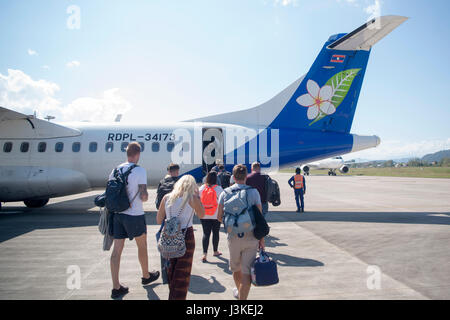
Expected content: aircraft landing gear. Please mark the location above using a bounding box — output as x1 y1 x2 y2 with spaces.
328 170 337 176
24 198 49 208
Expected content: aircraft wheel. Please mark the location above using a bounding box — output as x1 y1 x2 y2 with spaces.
24 199 49 208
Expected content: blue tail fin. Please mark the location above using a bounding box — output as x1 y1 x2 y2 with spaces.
269 15 407 133
190 16 407 133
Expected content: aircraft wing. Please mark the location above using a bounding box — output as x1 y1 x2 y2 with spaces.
0 106 81 139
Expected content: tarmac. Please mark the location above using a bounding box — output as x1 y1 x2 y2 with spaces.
0 173 449 300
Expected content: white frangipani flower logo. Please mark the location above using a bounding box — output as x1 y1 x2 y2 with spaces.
296 80 336 120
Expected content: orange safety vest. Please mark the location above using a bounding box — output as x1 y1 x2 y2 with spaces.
294 174 304 189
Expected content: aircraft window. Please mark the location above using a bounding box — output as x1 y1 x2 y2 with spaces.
167 142 175 152
38 142 47 153
3 142 12 153
72 142 81 153
20 142 30 153
121 142 129 152
55 142 64 153
139 142 145 152
105 142 114 153
89 142 97 152
152 142 160 152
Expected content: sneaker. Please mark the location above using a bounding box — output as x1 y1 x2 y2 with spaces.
233 288 239 299
111 285 129 299
142 271 160 285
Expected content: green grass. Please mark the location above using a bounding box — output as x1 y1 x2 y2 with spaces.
280 167 450 179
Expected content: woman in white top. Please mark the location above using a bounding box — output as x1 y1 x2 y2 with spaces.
157 174 205 300
199 171 224 262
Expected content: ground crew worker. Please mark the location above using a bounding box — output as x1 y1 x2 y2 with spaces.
288 167 306 213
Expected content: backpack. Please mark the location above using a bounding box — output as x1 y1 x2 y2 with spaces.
157 200 194 259
218 171 232 189
265 175 281 207
105 164 138 213
201 185 218 216
223 186 255 237
252 205 270 240
156 176 179 209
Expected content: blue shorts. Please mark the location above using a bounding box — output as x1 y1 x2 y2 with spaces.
113 213 147 240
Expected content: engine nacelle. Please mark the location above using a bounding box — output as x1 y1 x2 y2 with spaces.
302 166 310 174
339 165 349 174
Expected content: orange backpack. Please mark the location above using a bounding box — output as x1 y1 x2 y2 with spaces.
201 185 218 216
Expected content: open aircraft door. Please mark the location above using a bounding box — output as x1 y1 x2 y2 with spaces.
202 127 224 174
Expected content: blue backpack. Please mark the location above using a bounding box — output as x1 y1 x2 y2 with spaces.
223 186 255 238
105 164 138 213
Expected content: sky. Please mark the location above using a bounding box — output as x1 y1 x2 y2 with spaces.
0 0 449 160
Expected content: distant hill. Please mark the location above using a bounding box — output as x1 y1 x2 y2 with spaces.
422 149 450 162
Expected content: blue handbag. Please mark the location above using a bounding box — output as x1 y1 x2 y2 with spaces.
251 249 279 287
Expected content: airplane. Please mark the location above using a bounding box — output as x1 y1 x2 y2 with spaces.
301 156 351 176
0 16 407 210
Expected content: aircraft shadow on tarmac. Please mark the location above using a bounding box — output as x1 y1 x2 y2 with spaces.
265 210 450 226
1 194 449 243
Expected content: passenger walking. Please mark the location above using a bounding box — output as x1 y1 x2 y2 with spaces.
217 164 232 189
199 171 224 263
218 164 265 300
156 163 180 210
288 167 306 213
109 142 160 299
155 163 180 284
156 175 205 300
246 162 269 216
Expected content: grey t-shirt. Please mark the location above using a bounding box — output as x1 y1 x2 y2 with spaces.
218 184 262 207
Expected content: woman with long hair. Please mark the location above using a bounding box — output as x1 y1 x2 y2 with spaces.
157 174 205 300
199 171 224 262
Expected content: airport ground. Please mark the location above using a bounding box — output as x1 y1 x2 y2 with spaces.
281 167 450 179
0 173 449 300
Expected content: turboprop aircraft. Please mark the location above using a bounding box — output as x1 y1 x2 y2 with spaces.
301 156 352 176
0 16 407 210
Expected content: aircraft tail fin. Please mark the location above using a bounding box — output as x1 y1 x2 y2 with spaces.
189 16 407 133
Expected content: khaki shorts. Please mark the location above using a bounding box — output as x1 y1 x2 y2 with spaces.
227 233 259 275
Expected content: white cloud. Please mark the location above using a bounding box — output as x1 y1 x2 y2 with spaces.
348 138 450 160
27 49 37 56
0 69 60 116
64 88 132 122
267 0 299 7
0 69 132 122
364 0 381 16
66 60 81 68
